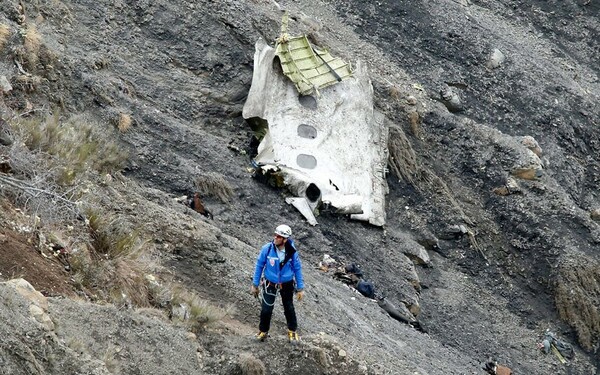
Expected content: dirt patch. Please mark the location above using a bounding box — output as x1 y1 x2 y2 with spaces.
0 229 74 297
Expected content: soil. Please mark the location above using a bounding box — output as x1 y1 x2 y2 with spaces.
0 201 75 297
0 0 599 374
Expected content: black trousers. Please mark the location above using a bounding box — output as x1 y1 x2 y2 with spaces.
259 280 297 333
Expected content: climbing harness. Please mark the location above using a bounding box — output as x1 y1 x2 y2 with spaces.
259 279 281 307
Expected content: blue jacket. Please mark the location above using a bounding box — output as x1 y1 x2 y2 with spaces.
252 238 305 290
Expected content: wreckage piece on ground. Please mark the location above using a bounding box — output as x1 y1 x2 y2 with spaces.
243 23 388 226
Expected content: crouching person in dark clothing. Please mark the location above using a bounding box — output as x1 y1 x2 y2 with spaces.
250 224 305 344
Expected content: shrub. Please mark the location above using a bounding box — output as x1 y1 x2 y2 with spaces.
555 261 600 350
22 24 41 70
194 172 234 203
69 209 153 307
87 210 145 259
388 84 401 100
102 345 120 373
170 285 234 332
10 112 128 186
0 24 10 53
388 125 419 186
239 354 266 375
117 113 132 133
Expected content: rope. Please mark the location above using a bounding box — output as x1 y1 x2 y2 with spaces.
259 282 279 307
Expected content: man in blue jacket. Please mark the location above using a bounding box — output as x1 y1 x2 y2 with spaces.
251 224 305 343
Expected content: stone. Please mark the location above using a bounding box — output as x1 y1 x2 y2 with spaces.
29 304 55 331
439 87 463 112
487 48 505 69
512 167 543 180
0 134 11 146
171 303 190 322
591 209 600 221
0 76 12 93
4 278 48 310
338 349 347 358
401 240 431 266
408 302 421 317
493 176 522 195
521 135 542 157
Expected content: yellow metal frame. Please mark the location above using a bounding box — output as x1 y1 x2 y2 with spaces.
274 13 353 95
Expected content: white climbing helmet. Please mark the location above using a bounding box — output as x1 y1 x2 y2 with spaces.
274 224 292 238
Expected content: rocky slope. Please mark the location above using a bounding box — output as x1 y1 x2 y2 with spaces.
0 0 599 374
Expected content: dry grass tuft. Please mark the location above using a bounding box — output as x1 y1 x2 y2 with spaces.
14 74 42 92
194 172 234 203
23 24 41 70
388 125 420 186
66 337 87 354
11 112 128 186
408 110 422 139
86 209 148 260
313 348 328 368
102 345 120 373
389 84 402 100
69 209 153 307
117 113 132 133
387 124 473 225
555 261 600 350
71 251 152 308
135 307 169 322
239 353 266 375
71 246 151 305
0 24 10 52
171 286 234 332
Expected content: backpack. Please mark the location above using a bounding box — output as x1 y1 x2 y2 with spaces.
356 280 375 299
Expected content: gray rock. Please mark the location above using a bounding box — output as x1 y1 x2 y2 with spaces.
487 48 505 69
0 76 12 93
440 87 463 112
0 133 12 146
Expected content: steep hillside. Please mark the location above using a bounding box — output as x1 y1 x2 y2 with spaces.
0 0 599 374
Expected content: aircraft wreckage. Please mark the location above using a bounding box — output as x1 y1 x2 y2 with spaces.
243 15 388 226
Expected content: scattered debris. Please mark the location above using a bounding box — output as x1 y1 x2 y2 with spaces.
285 197 318 226
331 263 376 299
538 330 574 363
511 166 543 180
275 12 353 96
189 192 213 219
325 261 424 331
483 360 513 375
446 224 469 239
317 254 338 271
378 297 424 332
243 17 388 226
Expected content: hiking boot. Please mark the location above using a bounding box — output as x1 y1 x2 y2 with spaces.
255 331 268 342
288 330 299 344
